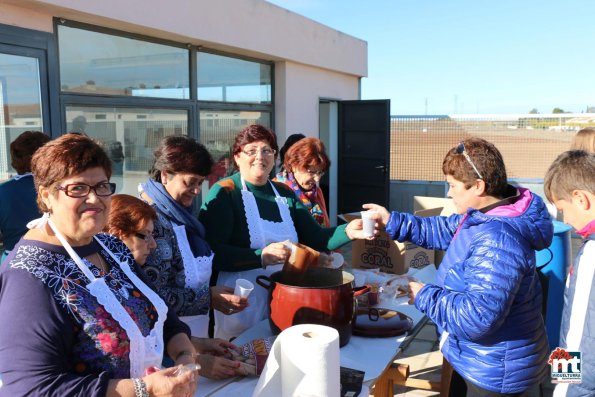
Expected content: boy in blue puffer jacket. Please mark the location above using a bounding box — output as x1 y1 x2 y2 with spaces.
366 138 553 396
544 150 595 397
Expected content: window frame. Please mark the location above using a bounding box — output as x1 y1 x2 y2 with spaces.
54 18 275 142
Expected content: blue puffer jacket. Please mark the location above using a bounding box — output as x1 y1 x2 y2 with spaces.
386 188 553 393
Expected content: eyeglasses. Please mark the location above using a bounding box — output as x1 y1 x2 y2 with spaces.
306 169 325 178
56 182 116 198
134 232 154 243
455 142 483 179
242 147 276 158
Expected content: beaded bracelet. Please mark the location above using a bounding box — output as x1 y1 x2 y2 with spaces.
132 378 149 397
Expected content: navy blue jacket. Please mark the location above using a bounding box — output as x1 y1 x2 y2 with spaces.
386 188 553 393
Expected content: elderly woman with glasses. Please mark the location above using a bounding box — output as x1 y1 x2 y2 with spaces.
140 136 247 341
105 194 243 380
274 137 331 227
365 137 553 396
199 124 373 340
0 133 198 397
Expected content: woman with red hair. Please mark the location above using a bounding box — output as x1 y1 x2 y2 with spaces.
105 194 157 266
274 137 330 227
105 194 242 380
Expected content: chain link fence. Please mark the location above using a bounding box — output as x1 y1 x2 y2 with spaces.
390 114 595 182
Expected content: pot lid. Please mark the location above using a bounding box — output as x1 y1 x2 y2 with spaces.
353 307 413 338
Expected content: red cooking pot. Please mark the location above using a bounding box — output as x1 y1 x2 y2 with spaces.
256 267 369 347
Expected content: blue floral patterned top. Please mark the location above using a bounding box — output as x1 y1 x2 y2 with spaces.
0 234 189 397
144 212 211 316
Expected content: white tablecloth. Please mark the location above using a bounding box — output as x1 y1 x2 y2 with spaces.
195 265 437 397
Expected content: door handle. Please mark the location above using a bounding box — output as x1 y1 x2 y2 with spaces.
374 165 386 170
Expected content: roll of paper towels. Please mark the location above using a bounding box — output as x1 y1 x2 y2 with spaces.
252 324 340 397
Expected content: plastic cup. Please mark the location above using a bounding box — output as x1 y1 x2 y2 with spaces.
330 252 344 269
234 278 254 298
360 210 377 238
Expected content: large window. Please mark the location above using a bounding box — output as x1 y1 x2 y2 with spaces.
66 106 188 196
56 21 273 199
58 25 189 99
198 52 271 104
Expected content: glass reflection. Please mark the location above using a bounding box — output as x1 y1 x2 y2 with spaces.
197 52 271 104
0 53 42 181
66 106 188 196
59 25 189 99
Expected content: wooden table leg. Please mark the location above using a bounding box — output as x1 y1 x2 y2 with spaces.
372 363 409 397
439 358 453 397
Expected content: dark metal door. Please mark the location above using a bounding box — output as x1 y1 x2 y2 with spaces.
338 99 390 214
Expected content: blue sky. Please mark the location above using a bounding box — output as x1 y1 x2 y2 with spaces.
267 0 595 115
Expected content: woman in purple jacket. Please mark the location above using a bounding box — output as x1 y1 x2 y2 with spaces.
366 138 553 396
0 134 198 397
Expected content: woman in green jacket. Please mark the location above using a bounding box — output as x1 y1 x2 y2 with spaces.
199 124 371 340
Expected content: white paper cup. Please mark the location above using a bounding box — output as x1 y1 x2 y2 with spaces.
234 278 254 298
330 252 344 269
360 210 377 238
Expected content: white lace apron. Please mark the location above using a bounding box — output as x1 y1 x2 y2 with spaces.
29 215 167 378
214 177 298 340
172 223 214 337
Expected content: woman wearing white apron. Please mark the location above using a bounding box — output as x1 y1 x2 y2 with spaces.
199 125 372 340
140 136 248 341
106 194 245 380
0 133 197 397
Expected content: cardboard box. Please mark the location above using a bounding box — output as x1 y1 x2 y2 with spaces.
413 196 456 215
340 208 441 275
413 196 457 266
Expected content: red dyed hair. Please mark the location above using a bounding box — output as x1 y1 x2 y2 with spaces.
231 124 278 168
283 137 330 172
105 194 156 238
31 133 112 212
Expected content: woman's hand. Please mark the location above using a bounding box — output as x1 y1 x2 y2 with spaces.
196 354 241 380
407 279 426 305
143 365 197 397
261 241 291 266
362 203 391 226
210 286 248 315
192 337 237 356
345 218 380 240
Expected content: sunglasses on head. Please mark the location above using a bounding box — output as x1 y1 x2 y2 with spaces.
456 142 483 179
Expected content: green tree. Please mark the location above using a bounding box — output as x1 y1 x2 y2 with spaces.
552 107 566 114
529 108 539 114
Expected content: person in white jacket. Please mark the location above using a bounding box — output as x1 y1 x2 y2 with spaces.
544 150 595 397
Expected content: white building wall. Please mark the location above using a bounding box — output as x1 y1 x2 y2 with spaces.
0 0 367 76
275 61 360 140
